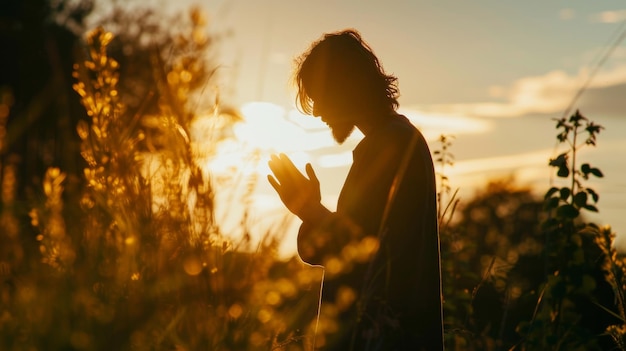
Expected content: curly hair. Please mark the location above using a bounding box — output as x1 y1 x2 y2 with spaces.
293 29 399 116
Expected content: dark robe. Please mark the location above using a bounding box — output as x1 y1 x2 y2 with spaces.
298 114 444 350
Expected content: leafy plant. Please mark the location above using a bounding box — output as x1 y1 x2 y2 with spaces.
433 134 458 224
544 110 603 219
517 110 617 350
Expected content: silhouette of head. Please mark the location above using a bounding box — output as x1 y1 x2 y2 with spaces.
294 29 399 142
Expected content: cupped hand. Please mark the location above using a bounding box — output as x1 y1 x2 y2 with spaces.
267 153 322 221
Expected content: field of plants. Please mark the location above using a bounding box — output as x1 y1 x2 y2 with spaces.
1 2 625 350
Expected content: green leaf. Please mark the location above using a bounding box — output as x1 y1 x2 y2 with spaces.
544 197 560 210
570 109 587 125
545 187 559 199
587 188 599 203
554 117 567 129
557 166 570 178
583 204 598 212
590 168 604 178
573 192 588 207
581 163 591 175
557 204 579 219
549 153 568 168
559 188 571 200
585 121 604 136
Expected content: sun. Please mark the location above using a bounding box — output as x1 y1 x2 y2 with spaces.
198 101 336 177
191 101 328 257
234 101 306 152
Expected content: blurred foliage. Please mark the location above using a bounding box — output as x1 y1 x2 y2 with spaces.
1 1 626 351
91 4 236 139
440 178 547 350
436 116 624 350
0 2 318 350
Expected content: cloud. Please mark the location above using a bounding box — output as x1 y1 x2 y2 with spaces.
417 63 626 118
590 10 626 23
399 108 494 139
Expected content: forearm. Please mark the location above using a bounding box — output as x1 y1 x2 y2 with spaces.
297 210 363 266
297 201 331 223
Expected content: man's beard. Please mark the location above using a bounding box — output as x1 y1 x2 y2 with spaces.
330 123 355 144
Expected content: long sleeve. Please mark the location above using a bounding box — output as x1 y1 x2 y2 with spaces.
297 212 364 266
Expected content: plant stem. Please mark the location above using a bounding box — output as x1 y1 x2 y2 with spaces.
570 122 578 205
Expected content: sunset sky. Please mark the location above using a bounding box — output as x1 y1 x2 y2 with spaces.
99 1 626 255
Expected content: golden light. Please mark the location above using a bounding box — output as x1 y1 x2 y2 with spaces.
257 308 272 323
196 101 324 178
235 101 299 151
228 303 243 319
236 100 348 152
183 254 203 276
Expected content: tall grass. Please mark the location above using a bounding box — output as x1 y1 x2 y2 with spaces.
0 19 323 350
1 5 625 350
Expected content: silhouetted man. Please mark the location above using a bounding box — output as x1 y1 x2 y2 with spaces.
268 29 444 350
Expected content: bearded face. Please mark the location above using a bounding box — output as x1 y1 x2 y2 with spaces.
310 91 358 144
329 121 355 144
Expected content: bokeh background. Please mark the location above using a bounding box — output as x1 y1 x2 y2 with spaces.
2 0 626 350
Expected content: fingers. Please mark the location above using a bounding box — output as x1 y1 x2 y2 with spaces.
267 174 280 193
305 163 319 185
267 155 321 217
278 153 301 176
269 153 302 183
268 154 289 183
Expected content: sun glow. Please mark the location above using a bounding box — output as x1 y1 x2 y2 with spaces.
234 101 340 153
235 102 299 151
198 101 347 179
192 101 506 257
190 101 321 257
